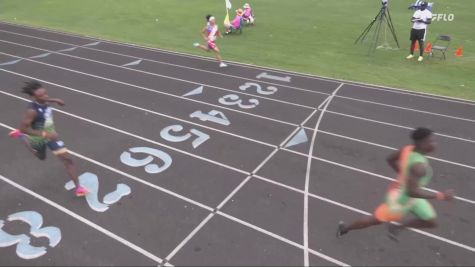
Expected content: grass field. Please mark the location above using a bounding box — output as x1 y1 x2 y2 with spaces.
0 0 473 100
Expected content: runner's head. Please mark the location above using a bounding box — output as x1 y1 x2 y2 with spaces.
411 127 436 154
22 80 48 104
207 15 216 25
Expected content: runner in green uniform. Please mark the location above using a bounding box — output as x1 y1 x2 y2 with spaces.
336 127 454 240
9 80 89 197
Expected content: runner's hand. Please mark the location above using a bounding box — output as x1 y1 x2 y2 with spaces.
55 99 65 106
44 131 58 141
443 189 455 201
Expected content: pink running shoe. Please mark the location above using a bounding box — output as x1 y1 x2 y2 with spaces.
75 186 89 197
9 129 25 139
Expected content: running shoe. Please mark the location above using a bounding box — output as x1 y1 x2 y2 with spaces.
75 186 89 197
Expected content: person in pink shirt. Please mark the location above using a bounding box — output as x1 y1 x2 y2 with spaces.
193 15 227 67
224 9 244 34
242 3 254 25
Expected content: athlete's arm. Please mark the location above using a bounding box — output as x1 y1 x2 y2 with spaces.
46 98 65 106
19 109 58 140
407 163 453 200
201 26 208 40
386 150 401 173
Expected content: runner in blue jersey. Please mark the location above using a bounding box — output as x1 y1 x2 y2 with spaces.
9 81 89 197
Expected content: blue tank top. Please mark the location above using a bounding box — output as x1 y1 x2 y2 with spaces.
29 102 55 131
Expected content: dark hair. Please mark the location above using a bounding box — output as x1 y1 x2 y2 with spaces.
22 80 43 96
411 127 433 142
206 14 212 22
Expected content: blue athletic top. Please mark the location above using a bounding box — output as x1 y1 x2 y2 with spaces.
29 102 55 131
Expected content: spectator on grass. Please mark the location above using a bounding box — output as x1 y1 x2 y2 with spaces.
242 3 255 25
224 9 244 34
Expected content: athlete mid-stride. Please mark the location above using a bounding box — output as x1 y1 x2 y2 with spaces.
336 127 454 240
9 80 89 197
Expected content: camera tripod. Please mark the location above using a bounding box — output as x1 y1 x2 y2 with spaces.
355 3 400 53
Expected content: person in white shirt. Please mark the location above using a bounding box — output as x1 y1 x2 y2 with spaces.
407 1 432 62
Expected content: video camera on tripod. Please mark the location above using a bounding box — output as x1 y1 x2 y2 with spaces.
354 0 400 53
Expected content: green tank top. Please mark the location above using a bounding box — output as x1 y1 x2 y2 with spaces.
389 150 433 206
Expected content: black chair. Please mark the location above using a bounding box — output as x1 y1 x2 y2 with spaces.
430 35 451 60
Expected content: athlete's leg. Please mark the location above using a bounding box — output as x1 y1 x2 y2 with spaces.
337 203 403 237
9 130 46 159
32 143 47 160
388 199 437 240
212 46 223 62
56 152 79 186
337 216 382 236
196 44 210 52
49 140 88 196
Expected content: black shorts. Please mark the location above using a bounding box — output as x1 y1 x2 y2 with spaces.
410 28 426 41
29 137 68 157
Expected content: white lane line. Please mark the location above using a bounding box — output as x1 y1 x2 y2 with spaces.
0 58 22 66
0 38 315 111
324 110 475 144
0 51 301 128
0 28 330 97
0 89 250 176
336 95 475 124
0 173 164 264
1 23 474 258
68 151 213 212
307 192 475 253
0 120 473 256
252 173 475 255
0 27 475 124
1 83 473 205
0 68 275 149
164 109 318 264
1 78 473 206
4 60 474 153
2 21 475 106
303 84 343 267
0 119 214 212
317 130 475 172
2 116 347 266
163 213 214 262
281 149 475 205
2 36 473 131
217 211 351 267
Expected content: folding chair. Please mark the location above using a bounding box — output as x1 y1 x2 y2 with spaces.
430 35 451 60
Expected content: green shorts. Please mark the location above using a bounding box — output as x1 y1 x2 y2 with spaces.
374 198 437 222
